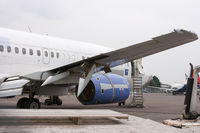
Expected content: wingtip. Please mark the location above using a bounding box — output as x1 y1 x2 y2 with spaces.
174 29 184 33
174 29 198 40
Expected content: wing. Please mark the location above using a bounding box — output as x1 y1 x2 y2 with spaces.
101 29 198 67
46 29 198 73
46 29 198 97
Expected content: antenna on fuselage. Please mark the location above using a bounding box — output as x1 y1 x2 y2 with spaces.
28 26 32 33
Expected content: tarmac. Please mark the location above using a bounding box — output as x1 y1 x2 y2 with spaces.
0 110 199 133
0 93 199 133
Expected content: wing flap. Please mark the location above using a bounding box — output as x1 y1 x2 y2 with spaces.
0 79 29 97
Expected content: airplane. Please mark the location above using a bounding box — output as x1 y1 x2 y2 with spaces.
0 27 198 109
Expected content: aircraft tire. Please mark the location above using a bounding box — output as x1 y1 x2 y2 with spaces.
17 97 29 109
28 98 40 109
56 98 62 106
45 99 53 105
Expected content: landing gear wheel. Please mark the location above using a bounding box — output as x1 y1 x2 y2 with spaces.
45 99 53 105
23 98 30 109
44 96 62 106
56 98 62 105
29 98 40 109
118 102 125 107
17 97 29 109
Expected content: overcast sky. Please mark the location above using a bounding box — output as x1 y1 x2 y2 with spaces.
0 0 200 85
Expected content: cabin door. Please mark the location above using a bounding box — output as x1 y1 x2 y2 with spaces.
42 48 50 64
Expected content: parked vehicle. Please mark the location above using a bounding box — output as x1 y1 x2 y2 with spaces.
172 85 187 95
173 84 200 95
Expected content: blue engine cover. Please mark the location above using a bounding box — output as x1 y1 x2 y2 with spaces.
77 73 130 105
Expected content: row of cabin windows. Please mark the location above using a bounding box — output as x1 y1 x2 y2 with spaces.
0 45 130 67
0 45 60 58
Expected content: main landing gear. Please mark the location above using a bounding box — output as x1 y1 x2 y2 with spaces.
17 97 40 109
118 101 125 106
16 95 62 109
44 96 62 106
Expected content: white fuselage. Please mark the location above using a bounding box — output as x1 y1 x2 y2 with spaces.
0 28 131 79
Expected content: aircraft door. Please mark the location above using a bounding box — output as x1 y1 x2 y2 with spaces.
42 48 50 64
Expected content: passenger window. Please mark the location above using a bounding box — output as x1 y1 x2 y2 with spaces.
22 48 26 55
45 51 48 57
7 46 11 53
15 47 19 54
0 45 4 52
56 52 59 58
37 50 41 56
29 49 33 55
51 52 54 58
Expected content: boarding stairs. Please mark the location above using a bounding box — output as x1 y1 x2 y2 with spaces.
126 76 143 107
132 77 143 107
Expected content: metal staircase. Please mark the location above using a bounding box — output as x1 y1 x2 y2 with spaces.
132 77 143 107
125 60 144 107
